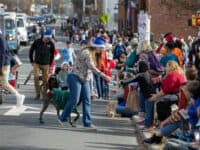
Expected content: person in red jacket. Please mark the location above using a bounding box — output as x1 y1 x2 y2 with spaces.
150 60 187 121
49 48 61 76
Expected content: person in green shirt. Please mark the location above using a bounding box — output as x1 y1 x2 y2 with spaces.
125 38 138 71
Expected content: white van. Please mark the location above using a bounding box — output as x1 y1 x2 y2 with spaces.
16 13 29 45
4 12 20 52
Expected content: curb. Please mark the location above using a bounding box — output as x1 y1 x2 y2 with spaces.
132 118 166 150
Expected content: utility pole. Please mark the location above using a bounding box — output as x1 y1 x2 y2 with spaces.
138 0 151 42
50 0 53 14
17 0 19 12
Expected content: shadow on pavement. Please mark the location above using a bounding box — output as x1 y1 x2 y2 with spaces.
86 142 138 150
0 114 135 137
0 146 61 150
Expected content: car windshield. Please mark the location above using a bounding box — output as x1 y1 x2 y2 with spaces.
17 18 24 27
5 19 15 29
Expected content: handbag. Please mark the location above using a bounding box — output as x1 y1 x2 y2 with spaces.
125 87 139 112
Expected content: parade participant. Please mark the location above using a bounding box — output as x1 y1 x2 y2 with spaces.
0 29 25 107
29 28 55 100
59 37 112 128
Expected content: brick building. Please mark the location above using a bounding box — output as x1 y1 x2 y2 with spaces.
149 0 198 40
118 0 199 40
118 0 138 33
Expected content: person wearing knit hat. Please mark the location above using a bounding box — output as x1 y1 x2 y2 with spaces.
59 36 112 128
156 32 173 54
91 37 105 48
44 28 52 39
163 32 174 44
29 27 55 100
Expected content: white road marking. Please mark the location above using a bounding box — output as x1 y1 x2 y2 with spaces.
2 105 81 117
4 106 27 116
3 105 40 116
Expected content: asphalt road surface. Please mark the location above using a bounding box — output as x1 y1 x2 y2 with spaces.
0 42 139 150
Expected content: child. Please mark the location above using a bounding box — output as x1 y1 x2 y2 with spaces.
57 62 70 90
116 53 127 72
121 61 156 130
62 41 76 66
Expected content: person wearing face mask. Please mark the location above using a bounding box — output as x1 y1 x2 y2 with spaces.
113 37 127 61
29 28 55 100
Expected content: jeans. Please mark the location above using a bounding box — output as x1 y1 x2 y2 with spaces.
94 74 103 98
144 99 154 127
160 121 182 137
60 73 92 126
139 92 154 127
116 105 137 117
139 92 145 113
103 81 109 99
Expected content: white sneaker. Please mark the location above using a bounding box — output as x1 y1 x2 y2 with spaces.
16 94 25 107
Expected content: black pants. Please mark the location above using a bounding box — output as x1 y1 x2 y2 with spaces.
156 100 178 121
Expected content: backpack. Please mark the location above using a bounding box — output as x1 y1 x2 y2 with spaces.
147 51 164 72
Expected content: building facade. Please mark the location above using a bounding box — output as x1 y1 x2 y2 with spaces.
118 0 138 33
118 0 199 39
102 0 118 31
149 0 198 39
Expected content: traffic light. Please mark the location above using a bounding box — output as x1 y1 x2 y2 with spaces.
191 14 200 26
196 17 200 26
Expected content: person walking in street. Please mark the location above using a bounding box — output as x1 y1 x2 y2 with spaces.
58 37 112 128
0 29 25 107
61 41 76 66
29 28 55 100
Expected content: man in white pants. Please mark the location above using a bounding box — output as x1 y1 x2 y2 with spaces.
0 29 25 107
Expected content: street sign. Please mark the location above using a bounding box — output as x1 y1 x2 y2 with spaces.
100 13 110 24
30 4 35 12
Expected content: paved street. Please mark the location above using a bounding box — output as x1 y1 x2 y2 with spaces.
0 45 139 150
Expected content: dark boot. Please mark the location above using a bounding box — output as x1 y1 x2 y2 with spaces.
144 134 162 144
